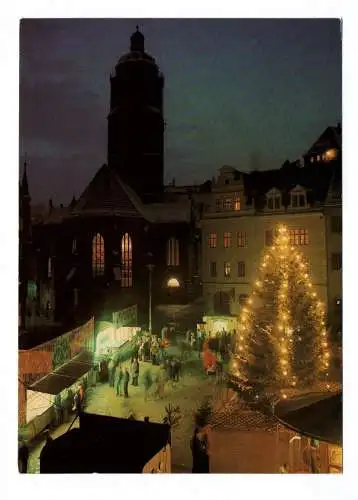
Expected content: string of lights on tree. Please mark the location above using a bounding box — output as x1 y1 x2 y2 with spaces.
230 224 331 398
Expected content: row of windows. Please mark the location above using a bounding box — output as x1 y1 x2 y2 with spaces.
309 148 338 163
208 229 309 248
51 234 181 287
92 233 133 286
215 195 241 212
210 261 246 279
208 231 248 248
266 189 307 211
208 252 341 280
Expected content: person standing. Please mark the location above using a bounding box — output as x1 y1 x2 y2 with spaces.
123 367 130 398
143 369 152 402
131 357 139 386
151 339 159 365
116 365 124 397
18 441 29 473
108 358 115 387
191 426 210 473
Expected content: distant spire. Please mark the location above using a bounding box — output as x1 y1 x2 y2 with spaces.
70 194 77 207
22 159 29 197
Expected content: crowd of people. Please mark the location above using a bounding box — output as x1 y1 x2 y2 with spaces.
98 328 186 402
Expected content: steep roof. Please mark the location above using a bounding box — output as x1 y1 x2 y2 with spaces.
244 160 340 207
72 164 146 218
72 164 191 223
304 124 342 156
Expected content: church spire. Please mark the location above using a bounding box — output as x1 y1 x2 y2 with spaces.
22 159 29 197
130 25 145 52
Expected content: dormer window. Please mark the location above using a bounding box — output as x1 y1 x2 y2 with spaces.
266 188 281 210
290 186 307 208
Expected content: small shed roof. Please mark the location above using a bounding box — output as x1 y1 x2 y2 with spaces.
274 391 342 446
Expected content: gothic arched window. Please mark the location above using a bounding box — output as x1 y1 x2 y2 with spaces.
92 233 105 277
166 237 179 266
121 233 133 287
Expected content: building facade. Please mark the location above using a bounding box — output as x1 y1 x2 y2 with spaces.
200 128 342 335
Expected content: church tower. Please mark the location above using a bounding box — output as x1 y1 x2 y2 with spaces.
107 27 165 198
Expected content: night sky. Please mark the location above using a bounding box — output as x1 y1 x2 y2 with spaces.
19 18 342 205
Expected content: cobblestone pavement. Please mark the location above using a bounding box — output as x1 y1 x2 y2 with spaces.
27 355 291 473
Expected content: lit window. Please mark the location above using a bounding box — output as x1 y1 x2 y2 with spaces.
215 199 223 211
223 232 232 248
310 157 314 163
121 233 133 287
167 277 180 288
92 233 105 277
289 229 308 246
237 261 245 278
210 261 217 278
317 155 321 161
208 233 217 248
237 231 247 247
325 148 338 161
167 237 179 266
234 195 241 211
224 198 233 210
48 257 52 278
331 252 342 271
224 262 231 278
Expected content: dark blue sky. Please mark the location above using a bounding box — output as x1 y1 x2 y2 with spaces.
19 18 342 204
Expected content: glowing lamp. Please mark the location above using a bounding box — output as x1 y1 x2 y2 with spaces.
167 277 180 288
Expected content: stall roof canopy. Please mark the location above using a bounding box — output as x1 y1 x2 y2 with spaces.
29 351 93 395
274 391 342 446
40 413 171 473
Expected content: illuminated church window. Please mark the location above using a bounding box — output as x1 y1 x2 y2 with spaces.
121 233 133 287
167 237 179 266
92 233 105 277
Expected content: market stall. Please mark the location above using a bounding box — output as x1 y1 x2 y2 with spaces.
201 315 238 336
274 391 342 473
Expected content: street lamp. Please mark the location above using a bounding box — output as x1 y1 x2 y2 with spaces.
146 264 155 333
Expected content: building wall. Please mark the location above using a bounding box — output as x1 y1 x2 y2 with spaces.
201 209 328 317
324 205 342 332
32 214 199 325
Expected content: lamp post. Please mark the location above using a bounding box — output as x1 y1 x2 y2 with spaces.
146 264 155 333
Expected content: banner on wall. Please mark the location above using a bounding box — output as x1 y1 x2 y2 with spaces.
18 317 94 424
113 305 138 328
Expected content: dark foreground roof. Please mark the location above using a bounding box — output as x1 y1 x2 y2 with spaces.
274 391 342 445
40 412 171 473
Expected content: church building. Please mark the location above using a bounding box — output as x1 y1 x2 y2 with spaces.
24 28 202 330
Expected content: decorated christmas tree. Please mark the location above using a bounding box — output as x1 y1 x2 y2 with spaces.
230 224 331 396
